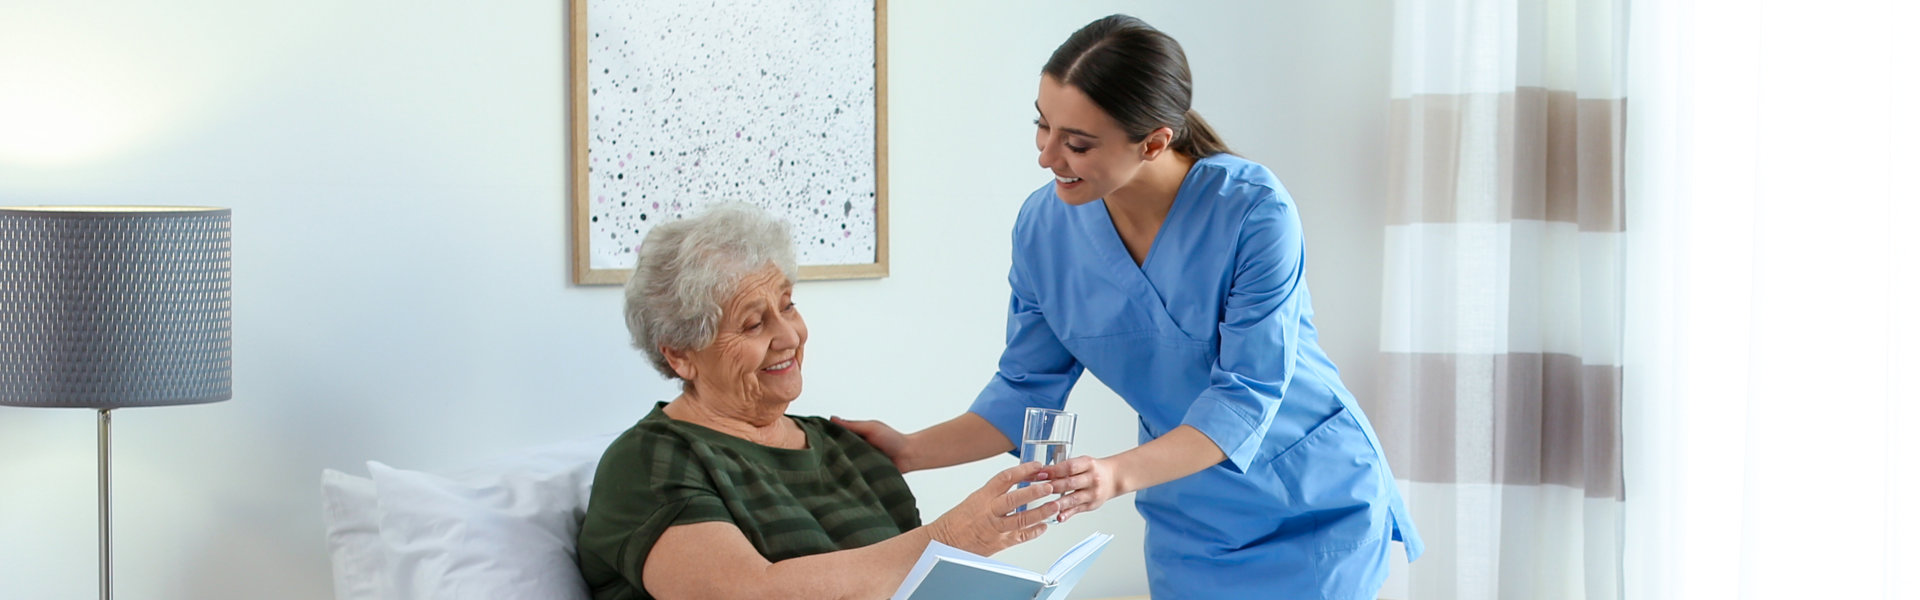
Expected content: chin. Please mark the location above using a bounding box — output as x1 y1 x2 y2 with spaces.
1056 190 1101 206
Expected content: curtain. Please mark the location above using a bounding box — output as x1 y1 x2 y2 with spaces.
1372 1 1627 598
1621 1 1920 599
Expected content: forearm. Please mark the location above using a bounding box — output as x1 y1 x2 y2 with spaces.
900 412 1013 473
754 528 938 600
651 522 939 600
1107 425 1227 495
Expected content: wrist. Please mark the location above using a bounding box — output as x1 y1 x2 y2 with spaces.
1104 454 1140 496
896 431 924 473
922 518 953 546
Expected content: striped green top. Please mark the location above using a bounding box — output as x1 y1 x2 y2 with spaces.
576 402 922 600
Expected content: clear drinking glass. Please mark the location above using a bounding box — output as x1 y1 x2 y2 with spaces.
1021 407 1076 467
1019 407 1076 521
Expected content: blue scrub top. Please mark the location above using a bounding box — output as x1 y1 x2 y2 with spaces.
968 154 1423 600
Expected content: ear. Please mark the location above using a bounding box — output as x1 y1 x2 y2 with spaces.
1141 126 1176 160
661 345 698 381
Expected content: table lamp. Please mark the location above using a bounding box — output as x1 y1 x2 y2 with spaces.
0 206 232 600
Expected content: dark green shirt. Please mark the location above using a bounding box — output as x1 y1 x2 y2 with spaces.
576 403 921 600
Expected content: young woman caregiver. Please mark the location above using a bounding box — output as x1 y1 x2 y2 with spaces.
836 14 1422 600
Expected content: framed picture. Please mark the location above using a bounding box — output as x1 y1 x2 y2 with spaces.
569 0 889 284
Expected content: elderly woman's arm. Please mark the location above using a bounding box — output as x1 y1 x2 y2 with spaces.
640 462 1057 600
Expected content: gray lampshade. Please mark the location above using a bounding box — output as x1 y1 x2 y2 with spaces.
0 206 232 408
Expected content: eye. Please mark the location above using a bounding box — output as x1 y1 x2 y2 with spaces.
1033 118 1047 130
1065 143 1090 154
783 302 797 313
744 321 763 331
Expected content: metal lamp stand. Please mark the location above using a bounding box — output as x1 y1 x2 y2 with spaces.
98 409 113 600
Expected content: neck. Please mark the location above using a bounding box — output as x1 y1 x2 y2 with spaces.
1105 151 1195 226
665 390 799 447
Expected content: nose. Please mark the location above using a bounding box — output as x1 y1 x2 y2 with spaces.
1037 131 1061 170
768 312 804 351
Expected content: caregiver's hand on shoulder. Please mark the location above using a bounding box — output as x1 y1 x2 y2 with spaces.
1039 456 1123 523
928 462 1057 556
831 416 911 472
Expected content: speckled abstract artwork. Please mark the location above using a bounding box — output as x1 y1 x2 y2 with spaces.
584 0 879 273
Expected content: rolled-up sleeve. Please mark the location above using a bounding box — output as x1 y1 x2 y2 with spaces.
1179 197 1303 473
968 257 1084 451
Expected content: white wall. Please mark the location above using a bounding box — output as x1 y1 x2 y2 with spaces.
0 1 1392 598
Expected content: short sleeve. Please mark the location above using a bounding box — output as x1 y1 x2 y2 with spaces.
607 496 731 581
575 427 733 593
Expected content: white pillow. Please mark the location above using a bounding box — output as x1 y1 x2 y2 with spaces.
372 433 618 600
320 469 385 600
319 433 618 600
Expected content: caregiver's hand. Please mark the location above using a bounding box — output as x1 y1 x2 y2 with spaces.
1038 456 1124 523
830 416 911 472
928 462 1058 556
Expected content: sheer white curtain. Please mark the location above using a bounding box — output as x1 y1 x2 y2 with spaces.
1377 1 1626 599
1623 1 1920 599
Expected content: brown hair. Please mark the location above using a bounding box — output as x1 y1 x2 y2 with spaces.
1042 14 1232 158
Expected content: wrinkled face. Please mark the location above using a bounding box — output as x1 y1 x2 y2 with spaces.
670 264 806 407
1033 74 1162 206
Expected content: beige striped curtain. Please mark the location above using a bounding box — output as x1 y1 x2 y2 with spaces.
1370 1 1625 599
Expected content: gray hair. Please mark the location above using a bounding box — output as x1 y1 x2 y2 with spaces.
624 203 799 380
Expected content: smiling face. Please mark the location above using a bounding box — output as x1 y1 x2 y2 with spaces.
1034 74 1172 206
664 264 806 409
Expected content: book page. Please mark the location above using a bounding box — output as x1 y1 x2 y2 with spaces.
1036 532 1114 600
1045 532 1114 582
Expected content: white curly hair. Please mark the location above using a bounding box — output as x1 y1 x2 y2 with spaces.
623 203 798 380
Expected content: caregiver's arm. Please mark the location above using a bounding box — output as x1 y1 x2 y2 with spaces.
1043 425 1227 522
641 463 1054 600
834 412 1013 474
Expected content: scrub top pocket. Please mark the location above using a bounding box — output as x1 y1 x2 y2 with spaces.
1269 408 1389 555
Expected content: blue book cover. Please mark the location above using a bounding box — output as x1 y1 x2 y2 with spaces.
890 532 1113 600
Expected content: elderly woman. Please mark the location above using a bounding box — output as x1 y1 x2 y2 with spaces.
576 203 1057 600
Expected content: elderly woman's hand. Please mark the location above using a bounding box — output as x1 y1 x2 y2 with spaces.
926 462 1058 556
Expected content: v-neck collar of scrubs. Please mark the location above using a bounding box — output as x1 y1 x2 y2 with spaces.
1091 160 1205 272
1077 157 1214 340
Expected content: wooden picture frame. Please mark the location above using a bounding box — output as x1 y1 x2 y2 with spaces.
569 0 889 284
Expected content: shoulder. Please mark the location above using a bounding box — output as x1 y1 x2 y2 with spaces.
1179 155 1299 254
1189 153 1293 219
596 409 711 482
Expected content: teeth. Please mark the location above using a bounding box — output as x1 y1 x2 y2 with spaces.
1056 176 1081 184
763 360 794 371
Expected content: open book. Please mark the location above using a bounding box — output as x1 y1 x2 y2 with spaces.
889 532 1114 600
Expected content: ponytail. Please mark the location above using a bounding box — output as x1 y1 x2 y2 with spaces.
1173 109 1232 158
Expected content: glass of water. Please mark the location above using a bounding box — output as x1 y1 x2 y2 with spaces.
1019 407 1075 521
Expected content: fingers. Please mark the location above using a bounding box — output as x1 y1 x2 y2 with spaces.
830 416 872 433
1056 471 1095 494
1034 456 1091 481
992 461 1049 489
990 481 1054 516
1009 497 1060 529
1015 522 1048 543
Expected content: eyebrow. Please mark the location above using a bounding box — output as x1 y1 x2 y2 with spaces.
734 298 769 321
732 284 791 320
1035 102 1100 140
